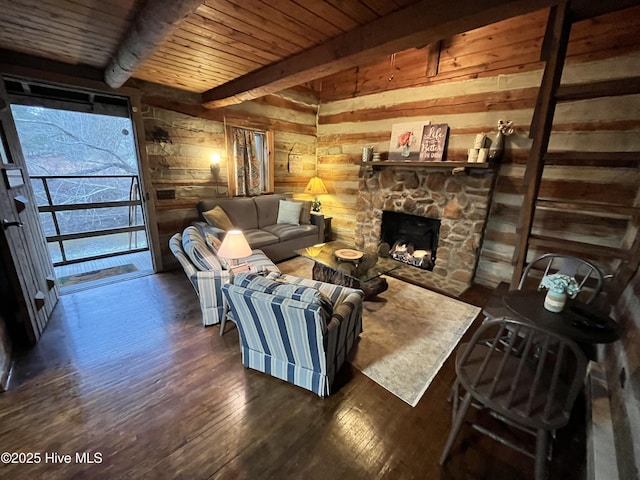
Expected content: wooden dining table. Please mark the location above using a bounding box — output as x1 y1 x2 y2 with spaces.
502 290 620 345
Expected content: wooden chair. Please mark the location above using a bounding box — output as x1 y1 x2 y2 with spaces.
518 253 604 304
439 317 587 480
482 253 605 322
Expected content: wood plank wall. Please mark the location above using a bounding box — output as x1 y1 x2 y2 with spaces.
608 260 640 478
314 6 640 287
140 87 318 269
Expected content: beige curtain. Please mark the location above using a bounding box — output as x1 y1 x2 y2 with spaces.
231 127 261 196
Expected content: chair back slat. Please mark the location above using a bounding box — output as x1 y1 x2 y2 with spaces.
457 317 587 431
469 323 508 387
544 342 566 421
524 335 551 417
505 326 535 409
487 345 510 399
519 253 604 304
556 256 580 277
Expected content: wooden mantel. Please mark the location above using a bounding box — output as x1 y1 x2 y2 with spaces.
359 161 493 169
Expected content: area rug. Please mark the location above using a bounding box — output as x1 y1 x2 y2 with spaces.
58 264 138 287
278 256 481 407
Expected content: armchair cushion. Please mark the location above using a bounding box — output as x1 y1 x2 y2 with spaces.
234 272 332 322
262 223 319 242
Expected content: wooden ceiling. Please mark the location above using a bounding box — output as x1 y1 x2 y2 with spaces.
0 0 637 107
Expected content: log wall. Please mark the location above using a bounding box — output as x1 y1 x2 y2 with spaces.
608 267 640 478
141 87 319 269
136 6 640 286
314 6 640 287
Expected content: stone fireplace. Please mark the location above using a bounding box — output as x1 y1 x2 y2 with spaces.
355 165 495 296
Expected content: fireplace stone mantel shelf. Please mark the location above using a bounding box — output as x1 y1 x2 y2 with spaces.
359 161 493 169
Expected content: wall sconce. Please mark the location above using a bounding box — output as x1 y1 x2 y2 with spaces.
210 152 221 175
210 152 221 196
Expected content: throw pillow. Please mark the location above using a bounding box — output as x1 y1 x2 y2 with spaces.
299 200 312 224
276 200 302 226
203 205 234 231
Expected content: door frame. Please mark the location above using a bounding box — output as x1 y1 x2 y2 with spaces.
0 62 162 273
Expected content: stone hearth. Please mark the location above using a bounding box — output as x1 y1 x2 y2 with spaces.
355 166 494 296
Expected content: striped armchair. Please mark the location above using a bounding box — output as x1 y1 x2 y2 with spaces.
169 227 279 327
222 272 364 397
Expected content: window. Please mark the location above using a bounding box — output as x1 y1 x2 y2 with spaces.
226 124 274 196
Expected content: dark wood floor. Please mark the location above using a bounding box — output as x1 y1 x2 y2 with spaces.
2 270 586 479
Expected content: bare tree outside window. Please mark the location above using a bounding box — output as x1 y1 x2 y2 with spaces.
11 105 147 264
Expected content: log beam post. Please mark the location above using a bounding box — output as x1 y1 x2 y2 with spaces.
104 0 202 89
201 0 557 108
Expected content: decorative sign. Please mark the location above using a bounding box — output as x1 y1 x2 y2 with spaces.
288 157 303 174
419 124 449 162
388 122 429 161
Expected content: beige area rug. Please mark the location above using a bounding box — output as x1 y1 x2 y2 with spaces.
278 257 481 406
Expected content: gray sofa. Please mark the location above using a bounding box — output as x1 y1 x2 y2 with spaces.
195 194 324 262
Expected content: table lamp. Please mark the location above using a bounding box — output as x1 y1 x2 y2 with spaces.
304 176 328 213
217 230 252 268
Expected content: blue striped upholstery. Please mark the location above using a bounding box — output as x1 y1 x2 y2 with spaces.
244 251 279 274
169 230 280 327
234 272 333 322
222 274 364 396
181 226 222 271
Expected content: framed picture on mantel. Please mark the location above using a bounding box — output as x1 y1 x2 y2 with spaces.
388 122 428 161
419 123 449 162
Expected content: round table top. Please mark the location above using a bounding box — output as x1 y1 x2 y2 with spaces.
502 290 620 344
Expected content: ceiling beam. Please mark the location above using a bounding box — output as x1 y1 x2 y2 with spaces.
201 0 557 108
104 0 202 89
569 0 640 20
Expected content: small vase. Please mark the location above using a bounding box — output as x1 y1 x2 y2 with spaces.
544 290 567 313
401 144 411 158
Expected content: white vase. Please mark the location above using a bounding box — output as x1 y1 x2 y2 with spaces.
544 290 567 313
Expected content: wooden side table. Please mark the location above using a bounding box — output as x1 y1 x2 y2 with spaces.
502 290 620 344
323 216 332 242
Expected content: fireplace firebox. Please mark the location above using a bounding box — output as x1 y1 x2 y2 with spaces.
380 211 440 271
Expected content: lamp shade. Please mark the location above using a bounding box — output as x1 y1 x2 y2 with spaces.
304 176 328 195
217 230 252 260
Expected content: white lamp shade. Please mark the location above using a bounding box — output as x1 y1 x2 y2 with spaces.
217 230 252 259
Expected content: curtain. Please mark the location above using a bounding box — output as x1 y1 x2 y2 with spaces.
231 127 262 196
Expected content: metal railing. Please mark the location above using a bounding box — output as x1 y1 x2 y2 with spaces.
32 174 148 267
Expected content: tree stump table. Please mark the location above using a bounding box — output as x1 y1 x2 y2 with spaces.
311 262 389 300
